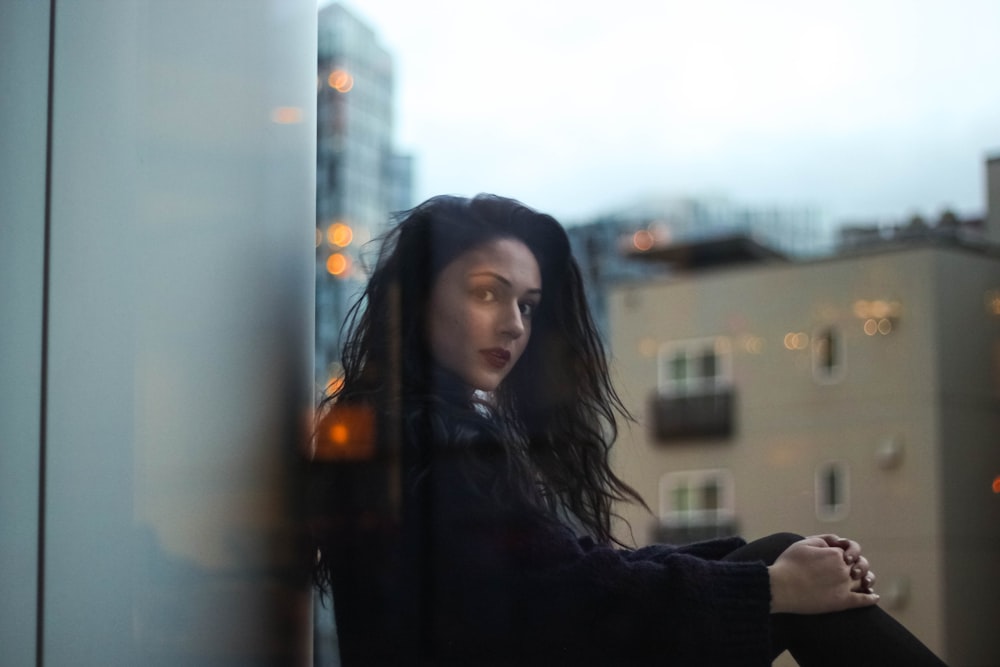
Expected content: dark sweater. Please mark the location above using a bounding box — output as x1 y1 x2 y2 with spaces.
321 405 773 666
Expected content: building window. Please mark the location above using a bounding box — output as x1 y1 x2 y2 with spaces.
651 336 736 441
658 337 732 396
812 326 845 383
659 469 735 527
816 461 850 521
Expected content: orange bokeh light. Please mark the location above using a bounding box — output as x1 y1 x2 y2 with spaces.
314 404 376 460
327 222 353 247
632 229 655 252
992 476 1000 494
330 423 349 445
328 69 354 93
271 106 303 124
326 253 349 276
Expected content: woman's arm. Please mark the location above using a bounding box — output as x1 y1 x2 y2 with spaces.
421 457 774 665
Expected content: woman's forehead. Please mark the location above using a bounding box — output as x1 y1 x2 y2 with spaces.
451 238 542 288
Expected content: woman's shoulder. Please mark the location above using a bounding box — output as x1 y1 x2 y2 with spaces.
404 395 503 449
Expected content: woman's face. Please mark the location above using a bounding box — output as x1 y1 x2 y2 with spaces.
426 238 542 393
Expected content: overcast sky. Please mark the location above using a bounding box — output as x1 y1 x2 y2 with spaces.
322 0 999 227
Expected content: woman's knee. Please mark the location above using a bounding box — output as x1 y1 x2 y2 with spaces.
724 532 804 565
765 532 805 549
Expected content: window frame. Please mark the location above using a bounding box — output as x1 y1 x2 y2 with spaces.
657 336 733 397
658 469 735 527
815 460 851 521
811 325 846 384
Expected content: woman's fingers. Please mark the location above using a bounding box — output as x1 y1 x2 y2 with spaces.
811 535 877 593
849 555 870 580
855 569 877 594
811 534 866 568
836 537 863 565
813 534 844 549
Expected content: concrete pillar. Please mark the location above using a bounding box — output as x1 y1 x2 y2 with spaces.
0 1 316 664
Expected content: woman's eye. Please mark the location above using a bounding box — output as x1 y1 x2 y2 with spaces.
519 302 536 317
473 287 496 302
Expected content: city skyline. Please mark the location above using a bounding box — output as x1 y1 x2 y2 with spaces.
321 0 1000 227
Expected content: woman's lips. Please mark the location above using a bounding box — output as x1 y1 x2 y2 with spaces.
481 348 511 369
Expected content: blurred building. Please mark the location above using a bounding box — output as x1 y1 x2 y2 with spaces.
833 156 1000 255
608 212 1000 663
566 218 669 342
316 3 412 389
567 196 822 340
836 210 985 252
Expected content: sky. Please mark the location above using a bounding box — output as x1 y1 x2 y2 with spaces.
322 0 1000 227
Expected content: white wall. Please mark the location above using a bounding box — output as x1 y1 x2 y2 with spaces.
0 1 316 664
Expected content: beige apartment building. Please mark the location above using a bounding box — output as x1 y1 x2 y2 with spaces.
608 240 1000 665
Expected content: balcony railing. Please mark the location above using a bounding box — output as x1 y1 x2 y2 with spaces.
649 389 735 442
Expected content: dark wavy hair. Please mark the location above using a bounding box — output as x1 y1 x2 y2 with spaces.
320 193 643 547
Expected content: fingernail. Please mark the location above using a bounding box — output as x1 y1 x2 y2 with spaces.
852 567 861 577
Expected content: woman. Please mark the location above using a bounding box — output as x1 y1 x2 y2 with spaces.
309 194 946 666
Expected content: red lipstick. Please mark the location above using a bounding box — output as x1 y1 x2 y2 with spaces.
481 348 511 369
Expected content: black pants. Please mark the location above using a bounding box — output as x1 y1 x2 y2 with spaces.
723 533 948 667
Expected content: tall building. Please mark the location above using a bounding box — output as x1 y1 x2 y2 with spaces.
607 237 1000 665
316 3 412 389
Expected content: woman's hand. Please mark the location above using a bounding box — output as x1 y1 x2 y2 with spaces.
812 534 876 593
768 535 880 614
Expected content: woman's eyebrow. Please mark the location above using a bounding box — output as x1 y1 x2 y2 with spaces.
468 271 542 295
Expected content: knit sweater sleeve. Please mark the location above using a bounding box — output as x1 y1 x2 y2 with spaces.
416 454 774 666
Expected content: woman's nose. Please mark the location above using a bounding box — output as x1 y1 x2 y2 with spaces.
499 301 525 339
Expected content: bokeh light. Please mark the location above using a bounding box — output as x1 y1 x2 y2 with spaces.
743 336 765 354
270 106 303 124
326 253 349 276
327 222 353 247
632 229 655 251
327 69 354 92
638 337 658 357
783 332 809 350
314 404 375 461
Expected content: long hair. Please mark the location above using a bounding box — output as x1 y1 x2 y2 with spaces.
322 194 643 546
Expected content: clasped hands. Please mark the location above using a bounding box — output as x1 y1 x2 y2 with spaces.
768 534 879 615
